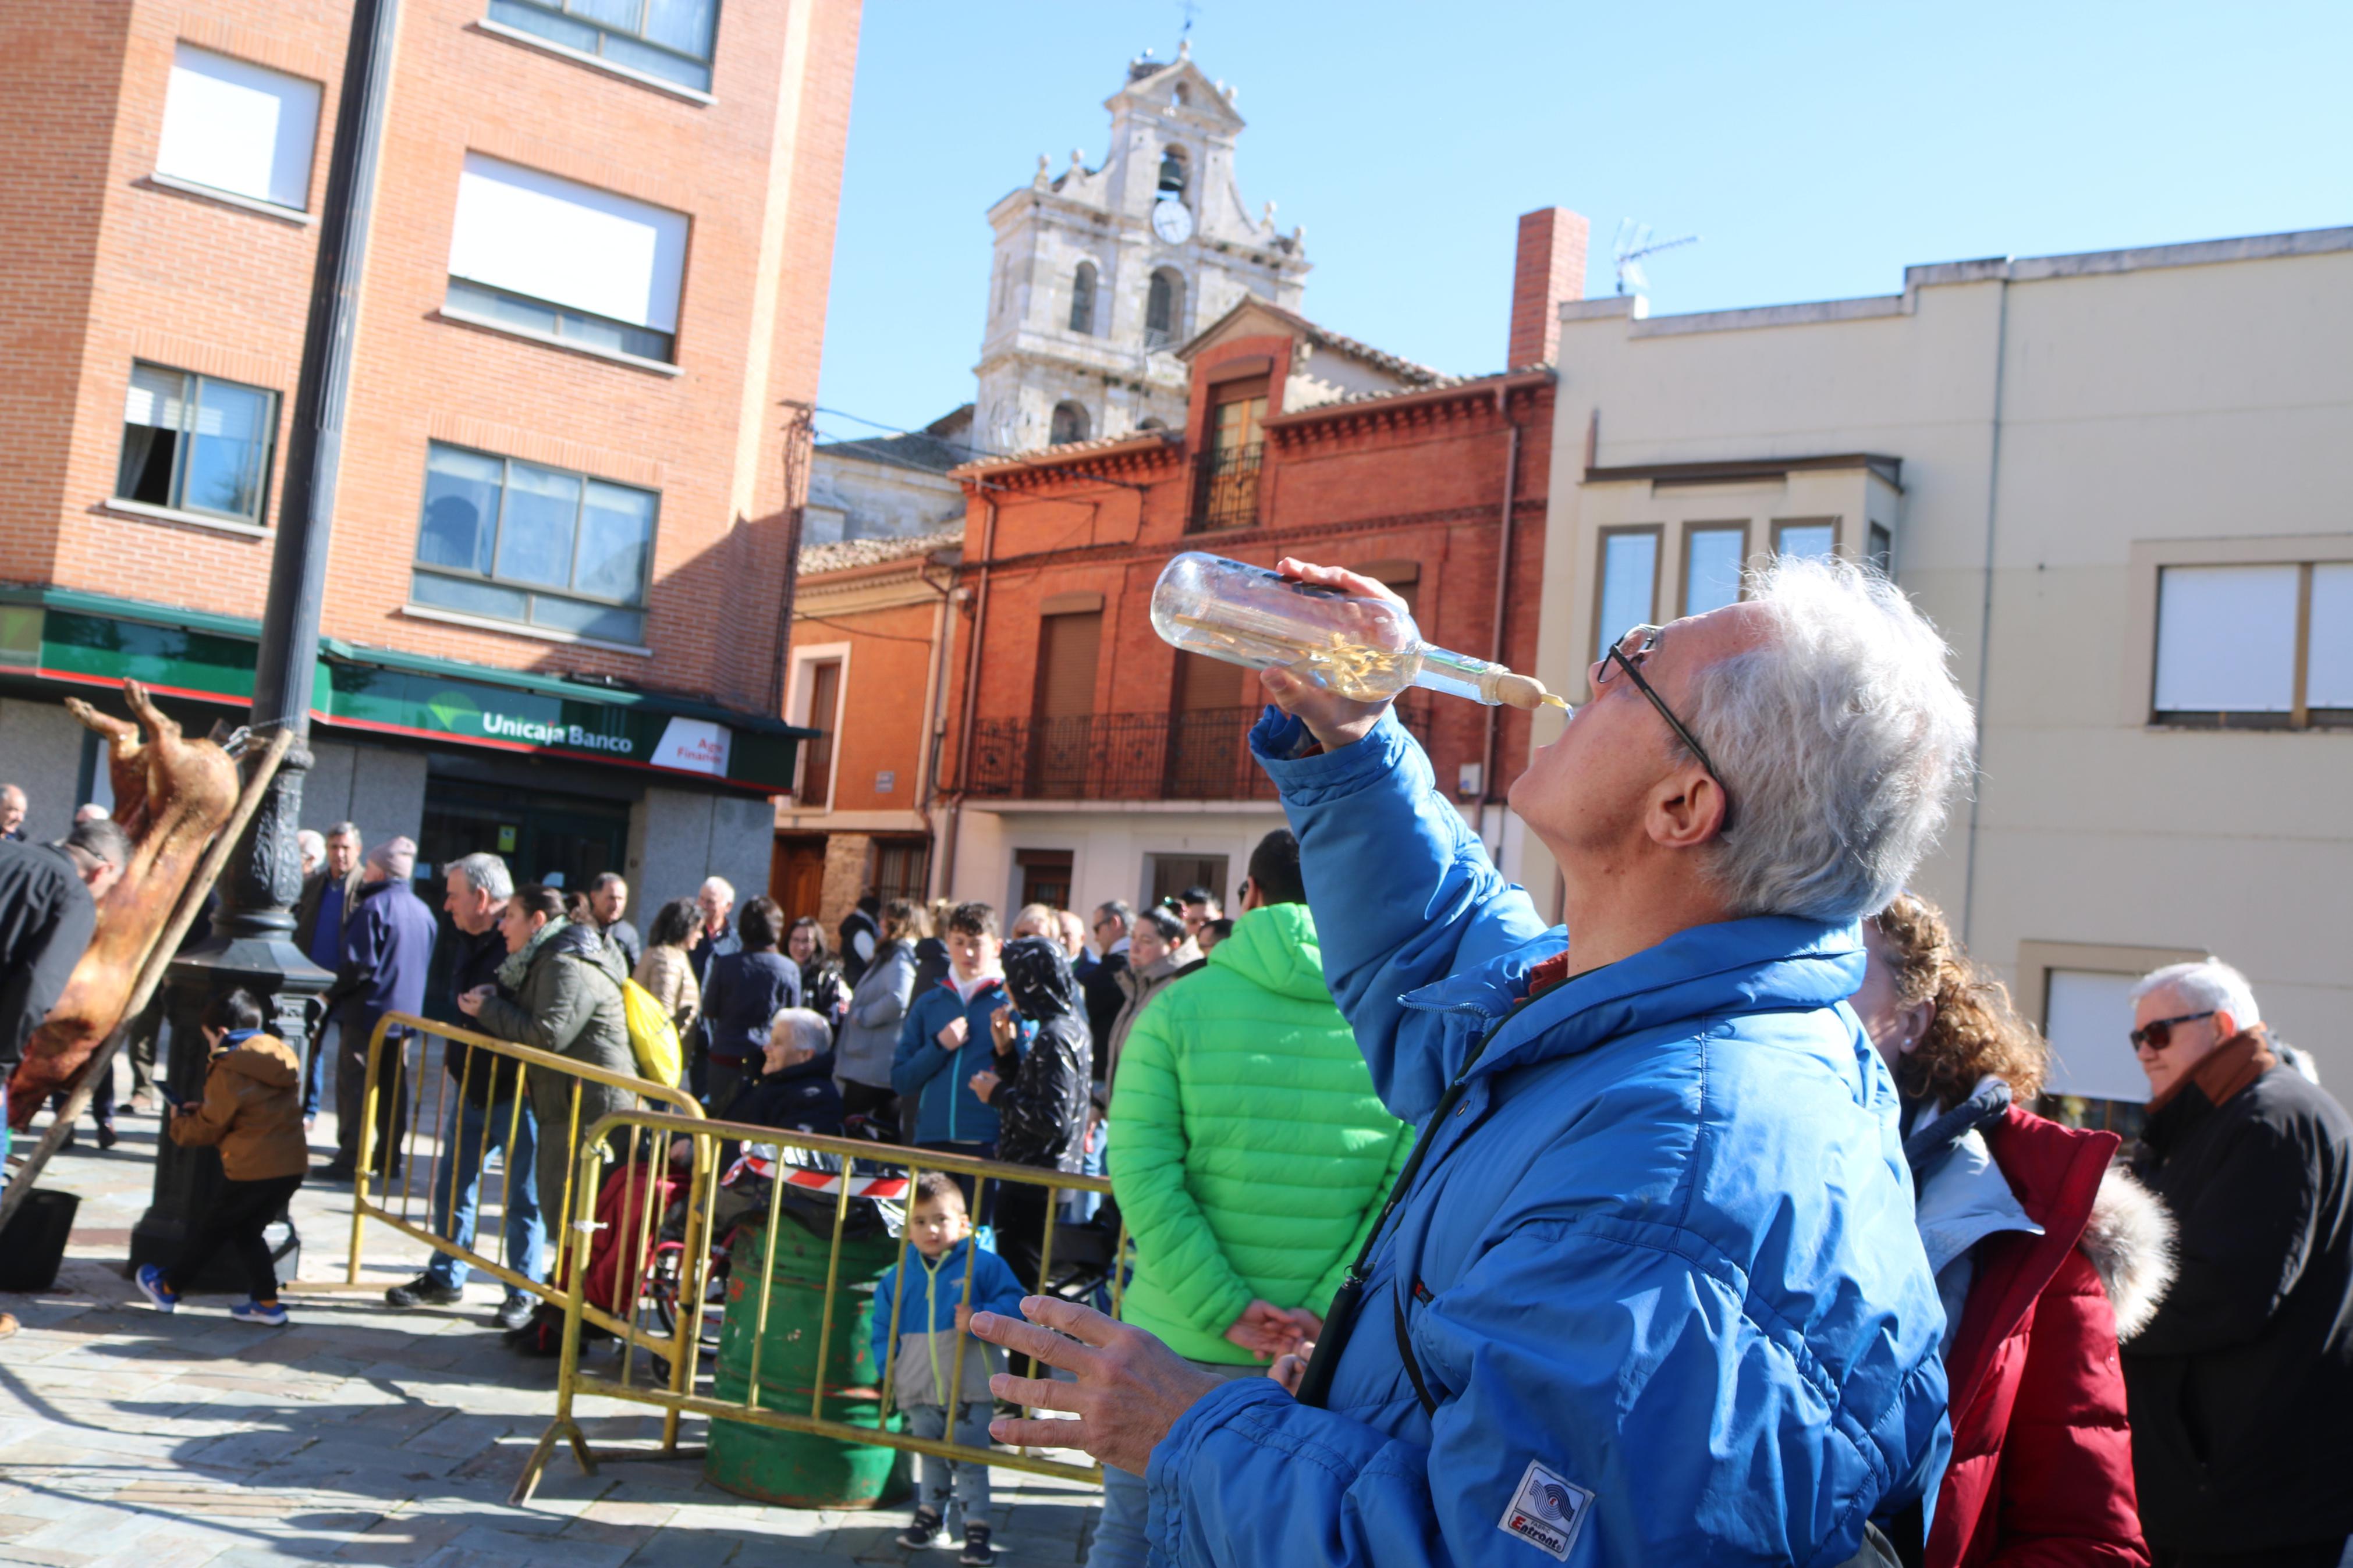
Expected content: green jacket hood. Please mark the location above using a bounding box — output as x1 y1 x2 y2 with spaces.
1206 902 1326 1003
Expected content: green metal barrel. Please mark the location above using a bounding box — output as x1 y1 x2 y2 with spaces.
704 1214 911 1508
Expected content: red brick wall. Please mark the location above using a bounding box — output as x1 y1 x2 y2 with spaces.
2 0 860 713
1507 207 1589 369
941 374 1555 805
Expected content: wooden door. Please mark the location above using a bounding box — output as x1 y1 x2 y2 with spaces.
771 835 827 925
1029 611 1101 797
1166 650 1247 796
799 660 840 808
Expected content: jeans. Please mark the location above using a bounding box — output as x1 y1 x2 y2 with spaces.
303 1015 336 1119
905 1401 991 1527
424 1096 543 1293
166 1173 304 1300
333 1010 407 1172
1085 1360 1268 1568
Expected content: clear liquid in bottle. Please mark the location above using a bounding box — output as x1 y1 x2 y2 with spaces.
1148 552 1568 711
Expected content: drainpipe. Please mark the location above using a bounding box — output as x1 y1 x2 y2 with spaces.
914 556 957 895
1959 273 2011 947
938 493 999 898
1479 383 1522 849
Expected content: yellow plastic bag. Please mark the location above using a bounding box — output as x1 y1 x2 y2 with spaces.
619 977 684 1088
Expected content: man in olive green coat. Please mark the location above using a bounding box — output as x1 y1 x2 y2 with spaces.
1095 829 1410 1568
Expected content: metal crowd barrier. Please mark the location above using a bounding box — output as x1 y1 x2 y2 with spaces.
288 1011 712 1431
510 1106 1127 1506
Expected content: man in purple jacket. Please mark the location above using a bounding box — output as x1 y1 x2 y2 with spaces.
320 836 436 1182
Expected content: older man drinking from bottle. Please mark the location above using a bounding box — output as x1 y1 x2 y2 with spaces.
973 553 1974 1566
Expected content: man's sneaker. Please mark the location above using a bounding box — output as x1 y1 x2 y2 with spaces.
492 1293 536 1332
384 1275 464 1309
896 1506 943 1549
959 1525 995 1566
134 1264 178 1313
230 1299 288 1327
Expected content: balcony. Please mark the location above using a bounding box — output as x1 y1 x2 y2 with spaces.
1188 442 1262 533
965 703 1429 802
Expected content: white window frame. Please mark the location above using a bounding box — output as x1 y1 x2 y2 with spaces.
786 641 851 810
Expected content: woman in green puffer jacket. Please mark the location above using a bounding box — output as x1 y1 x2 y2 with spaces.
1106 889 1411 1367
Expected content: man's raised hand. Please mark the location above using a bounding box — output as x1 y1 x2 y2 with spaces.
1259 557 1402 752
969 1296 1223 1475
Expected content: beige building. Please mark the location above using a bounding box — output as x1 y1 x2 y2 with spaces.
1529 226 2353 1118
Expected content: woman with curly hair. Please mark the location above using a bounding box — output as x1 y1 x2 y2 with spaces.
1857 892 2175 1567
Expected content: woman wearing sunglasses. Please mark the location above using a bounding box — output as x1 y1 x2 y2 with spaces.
1855 893 2173 1567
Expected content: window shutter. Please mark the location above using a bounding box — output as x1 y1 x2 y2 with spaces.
1175 649 1246 711
123 365 188 430
1035 612 1102 720
448 154 688 332
157 44 321 211
2153 565 2297 713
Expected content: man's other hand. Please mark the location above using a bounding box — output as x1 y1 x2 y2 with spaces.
1270 1345 1315 1396
972 1296 1222 1474
936 1015 968 1051
1258 558 1404 752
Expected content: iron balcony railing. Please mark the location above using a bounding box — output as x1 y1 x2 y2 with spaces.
1189 442 1263 532
966 704 1430 802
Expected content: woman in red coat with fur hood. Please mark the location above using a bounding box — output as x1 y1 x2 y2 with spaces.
1857 895 2177 1567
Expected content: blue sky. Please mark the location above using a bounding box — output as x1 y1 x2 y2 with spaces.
814 1 2352 441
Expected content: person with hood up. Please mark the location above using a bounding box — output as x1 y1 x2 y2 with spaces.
969 934 1093 1294
136 989 307 1325
837 898 922 1129
1856 893 2172 1567
460 884 637 1243
975 556 1968 1567
1099 906 1195 1090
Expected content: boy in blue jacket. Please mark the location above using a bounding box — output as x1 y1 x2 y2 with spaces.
892 903 1027 1170
874 1171 1028 1565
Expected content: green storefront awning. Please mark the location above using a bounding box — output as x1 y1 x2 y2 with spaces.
0 586 813 794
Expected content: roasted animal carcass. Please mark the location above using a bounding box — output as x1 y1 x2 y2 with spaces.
5 683 237 1126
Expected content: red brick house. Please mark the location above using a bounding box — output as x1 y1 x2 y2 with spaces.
925 209 1587 919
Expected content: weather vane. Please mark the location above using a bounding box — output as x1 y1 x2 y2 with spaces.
1180 0 1199 42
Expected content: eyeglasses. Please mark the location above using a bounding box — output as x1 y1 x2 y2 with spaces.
2130 1009 2216 1051
1593 625 1736 831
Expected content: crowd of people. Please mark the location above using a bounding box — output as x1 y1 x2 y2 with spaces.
5 539 2351 1568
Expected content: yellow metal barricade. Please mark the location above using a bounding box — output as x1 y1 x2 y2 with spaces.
511 1107 1127 1506
288 1012 714 1453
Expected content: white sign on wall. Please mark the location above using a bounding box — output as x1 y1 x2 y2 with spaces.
650 717 732 777
2043 969 2149 1104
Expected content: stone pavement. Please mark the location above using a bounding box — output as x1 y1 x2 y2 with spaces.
0 1080 1102 1568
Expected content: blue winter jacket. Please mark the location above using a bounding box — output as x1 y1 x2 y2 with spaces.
869 1234 1029 1406
892 976 1025 1146
1148 709 1951 1568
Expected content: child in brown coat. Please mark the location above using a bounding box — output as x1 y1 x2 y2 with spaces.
136 988 308 1324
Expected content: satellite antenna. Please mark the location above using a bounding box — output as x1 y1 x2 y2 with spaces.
1613 219 1699 297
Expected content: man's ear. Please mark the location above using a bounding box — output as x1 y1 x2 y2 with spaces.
1646 765 1729 851
2213 1008 2240 1041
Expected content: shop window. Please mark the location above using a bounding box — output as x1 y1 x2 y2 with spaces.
2153 561 2350 728
1772 518 1836 560
2035 966 2155 1143
115 363 279 525
411 440 657 645
1147 852 1225 911
155 44 320 213
1068 261 1097 335
874 839 930 904
1681 524 1745 617
1592 527 1660 663
443 153 687 364
484 0 720 92
1049 401 1091 445
798 660 840 808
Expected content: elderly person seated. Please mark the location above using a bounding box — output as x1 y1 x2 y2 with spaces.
978 554 1976 1566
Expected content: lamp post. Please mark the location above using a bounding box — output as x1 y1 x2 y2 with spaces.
130 0 404 1277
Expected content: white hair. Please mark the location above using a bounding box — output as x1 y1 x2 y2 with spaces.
1682 554 1976 922
701 875 736 904
449 851 514 902
766 1007 832 1059
296 829 325 859
2131 959 2260 1028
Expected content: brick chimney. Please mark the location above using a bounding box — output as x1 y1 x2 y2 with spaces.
1507 207 1590 368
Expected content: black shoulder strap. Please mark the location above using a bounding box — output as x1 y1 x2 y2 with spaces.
1392 1279 1440 1418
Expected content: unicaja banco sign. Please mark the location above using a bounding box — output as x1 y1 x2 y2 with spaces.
481 709 633 754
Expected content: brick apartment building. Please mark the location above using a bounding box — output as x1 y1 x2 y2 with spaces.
0 0 858 919
774 208 1582 927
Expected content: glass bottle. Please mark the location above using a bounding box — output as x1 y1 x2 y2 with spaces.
1149 552 1566 710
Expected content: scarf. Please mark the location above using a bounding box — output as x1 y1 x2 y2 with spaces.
498 915 570 993
2149 1026 2276 1114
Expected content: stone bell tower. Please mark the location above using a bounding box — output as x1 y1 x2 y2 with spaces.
973 41 1310 454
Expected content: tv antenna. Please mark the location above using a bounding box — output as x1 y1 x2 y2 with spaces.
1613 220 1699 296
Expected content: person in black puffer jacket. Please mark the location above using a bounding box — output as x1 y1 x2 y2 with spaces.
970 935 1091 1296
